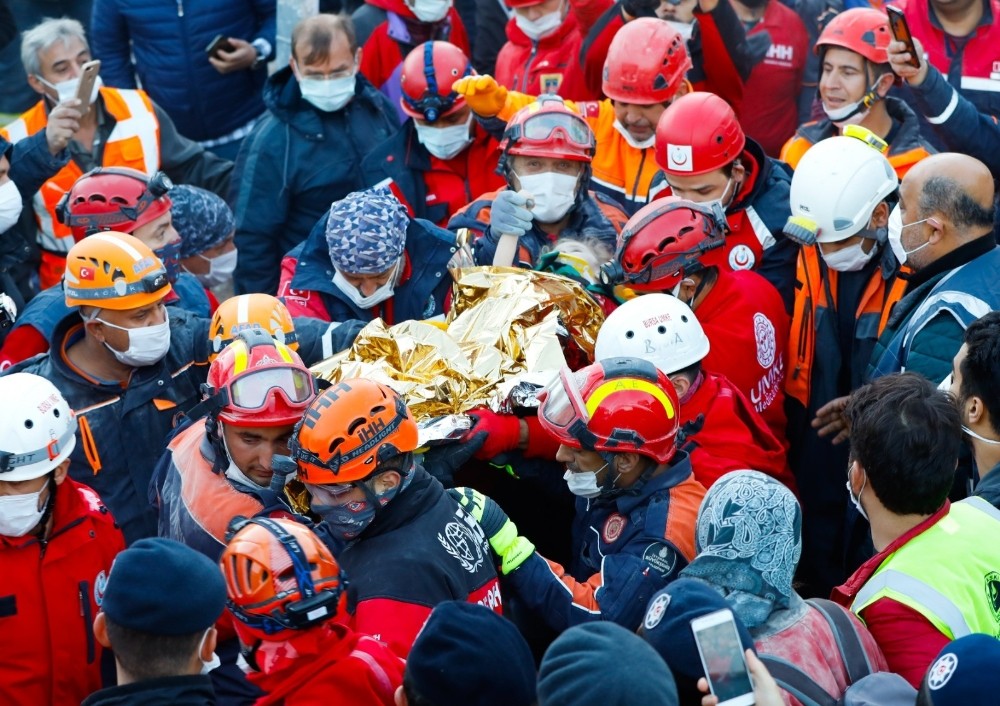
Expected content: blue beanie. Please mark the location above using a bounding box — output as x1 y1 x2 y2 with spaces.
169 184 235 259
101 538 227 636
538 622 678 706
917 634 1000 706
325 186 409 274
406 602 536 706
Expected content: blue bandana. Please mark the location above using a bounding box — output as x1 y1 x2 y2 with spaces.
325 186 408 274
169 184 235 259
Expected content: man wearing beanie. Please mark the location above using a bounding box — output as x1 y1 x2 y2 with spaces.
537 622 678 706
277 185 457 324
398 601 537 706
83 538 227 705
916 634 1000 705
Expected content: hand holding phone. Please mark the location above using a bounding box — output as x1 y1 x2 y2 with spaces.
886 7 921 70
205 34 236 58
73 59 101 118
692 609 756 706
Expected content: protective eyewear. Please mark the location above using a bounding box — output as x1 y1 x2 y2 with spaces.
225 367 315 412
303 481 358 506
64 268 170 301
506 111 594 150
538 367 591 431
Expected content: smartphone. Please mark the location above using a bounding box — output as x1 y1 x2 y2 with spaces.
692 609 755 706
886 6 921 70
74 59 101 117
205 34 236 57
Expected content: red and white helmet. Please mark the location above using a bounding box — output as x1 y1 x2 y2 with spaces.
500 96 596 164
55 167 173 241
602 18 692 105
816 8 892 65
655 92 745 176
400 41 474 122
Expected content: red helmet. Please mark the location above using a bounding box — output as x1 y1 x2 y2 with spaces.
607 197 728 292
400 41 474 122
55 167 174 241
538 357 680 464
816 8 892 65
222 517 347 642
506 0 545 8
655 92 745 176
500 96 595 163
602 18 692 105
205 329 316 428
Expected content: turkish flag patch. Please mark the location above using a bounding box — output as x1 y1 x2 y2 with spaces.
78 266 95 281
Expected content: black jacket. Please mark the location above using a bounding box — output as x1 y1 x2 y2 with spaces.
82 675 215 706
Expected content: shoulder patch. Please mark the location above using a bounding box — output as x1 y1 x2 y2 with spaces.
602 512 627 544
643 591 671 630
641 542 679 579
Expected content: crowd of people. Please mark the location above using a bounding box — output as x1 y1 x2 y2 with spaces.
1 0 1000 703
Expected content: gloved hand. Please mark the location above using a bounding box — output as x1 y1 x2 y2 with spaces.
421 434 488 487
464 408 522 460
490 190 534 238
452 75 508 117
449 487 535 575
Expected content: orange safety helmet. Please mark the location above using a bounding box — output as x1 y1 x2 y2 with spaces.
56 167 174 241
500 96 596 165
289 379 419 485
602 18 692 105
209 294 298 362
655 92 745 176
816 8 892 65
63 231 172 310
538 357 680 464
222 517 347 641
400 41 474 122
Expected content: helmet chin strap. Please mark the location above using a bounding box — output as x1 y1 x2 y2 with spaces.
596 454 658 500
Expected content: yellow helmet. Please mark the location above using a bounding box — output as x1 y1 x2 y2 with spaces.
63 231 171 310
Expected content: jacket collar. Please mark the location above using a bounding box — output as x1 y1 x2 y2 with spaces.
264 67 383 136
504 13 579 47
905 234 996 291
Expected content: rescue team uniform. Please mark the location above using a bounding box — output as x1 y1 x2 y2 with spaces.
316 466 502 657
503 453 705 632
786 246 906 596
278 211 456 324
448 188 627 267
361 121 504 226
0 478 125 706
833 497 1000 687
678 370 794 491
780 97 935 178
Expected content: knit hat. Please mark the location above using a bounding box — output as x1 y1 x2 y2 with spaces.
169 184 236 259
640 578 755 702
406 602 536 706
916 634 1000 706
101 538 227 636
538 622 678 706
325 186 409 274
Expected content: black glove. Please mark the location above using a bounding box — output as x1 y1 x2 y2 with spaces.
420 433 488 487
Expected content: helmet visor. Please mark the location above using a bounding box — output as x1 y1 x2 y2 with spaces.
229 367 315 411
514 111 593 149
539 367 590 430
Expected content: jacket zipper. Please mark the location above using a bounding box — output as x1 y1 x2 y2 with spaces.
521 42 539 93
79 581 95 663
176 0 184 17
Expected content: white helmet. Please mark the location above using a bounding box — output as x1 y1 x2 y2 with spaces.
0 373 77 481
787 135 898 244
595 293 709 375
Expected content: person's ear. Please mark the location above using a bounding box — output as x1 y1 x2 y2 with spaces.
966 396 985 425
94 612 112 649
376 470 401 494
201 627 218 661
669 373 690 400
673 80 691 100
395 685 408 706
52 459 71 486
875 72 895 97
926 215 945 244
27 73 51 98
677 276 698 304
870 201 889 229
730 161 746 184
614 452 644 475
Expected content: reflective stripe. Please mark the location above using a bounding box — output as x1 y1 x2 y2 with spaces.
89 232 145 260
1 118 29 144
745 205 777 250
960 76 1000 93
852 568 972 639
926 88 960 125
108 90 160 175
960 495 1000 523
236 294 251 323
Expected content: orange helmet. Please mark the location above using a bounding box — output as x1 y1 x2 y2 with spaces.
400 41 474 122
63 231 172 310
655 92 745 176
56 167 173 241
209 294 298 362
221 517 347 642
816 8 892 65
602 18 692 105
289 379 419 485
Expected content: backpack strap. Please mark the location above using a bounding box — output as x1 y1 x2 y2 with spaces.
758 655 839 706
808 598 874 685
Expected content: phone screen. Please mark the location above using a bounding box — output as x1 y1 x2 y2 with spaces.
696 621 754 701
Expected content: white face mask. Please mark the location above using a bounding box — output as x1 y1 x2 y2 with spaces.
409 0 453 22
38 74 103 105
516 171 579 223
194 248 238 289
563 468 603 498
846 465 869 522
414 114 474 160
612 119 655 150
515 7 564 40
297 71 356 112
332 267 397 309
822 75 888 128
96 317 172 367
887 205 930 266
198 628 221 675
820 240 877 272
0 481 49 537
0 180 23 233
702 177 735 214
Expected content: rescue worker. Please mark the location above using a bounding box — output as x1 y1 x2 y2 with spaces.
0 372 125 706
0 167 214 369
654 91 798 310
779 9 935 178
832 373 1000 687
595 293 793 490
4 232 212 544
455 16 748 215
783 133 906 596
448 96 627 268
222 517 404 705
0 18 232 289
454 356 705 632
361 41 504 225
601 197 790 445
282 378 502 656
172 184 237 294
278 185 456 325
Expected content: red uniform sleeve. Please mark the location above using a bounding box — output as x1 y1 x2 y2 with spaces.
277 256 332 321
691 4 746 117
351 597 433 658
0 325 49 370
580 12 623 99
569 0 615 35
860 597 952 688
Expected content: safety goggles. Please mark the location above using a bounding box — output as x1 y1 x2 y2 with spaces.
538 367 590 431
506 111 594 150
224 367 315 412
65 268 170 301
303 481 358 506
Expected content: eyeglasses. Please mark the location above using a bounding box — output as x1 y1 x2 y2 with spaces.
304 481 358 506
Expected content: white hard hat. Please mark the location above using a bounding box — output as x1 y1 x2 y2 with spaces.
0 373 77 481
788 135 898 244
595 293 709 375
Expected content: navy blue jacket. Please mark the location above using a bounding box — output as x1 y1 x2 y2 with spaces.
82 675 216 706
281 211 457 324
231 67 399 295
90 0 275 142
